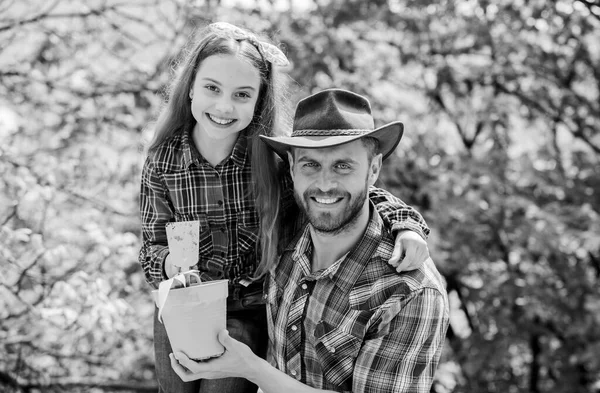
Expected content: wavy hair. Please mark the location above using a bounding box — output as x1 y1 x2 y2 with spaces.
147 23 291 280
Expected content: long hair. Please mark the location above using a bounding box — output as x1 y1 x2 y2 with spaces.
147 23 291 280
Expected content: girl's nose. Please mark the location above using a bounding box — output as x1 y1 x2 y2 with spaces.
214 97 234 113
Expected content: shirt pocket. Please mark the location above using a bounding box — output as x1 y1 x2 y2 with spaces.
163 171 206 216
237 210 259 255
314 323 362 386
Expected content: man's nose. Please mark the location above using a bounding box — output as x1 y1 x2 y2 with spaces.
314 170 337 192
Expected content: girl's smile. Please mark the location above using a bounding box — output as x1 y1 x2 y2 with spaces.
206 113 236 126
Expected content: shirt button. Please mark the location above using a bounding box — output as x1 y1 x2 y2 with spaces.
291 325 297 331
290 370 297 376
217 200 223 206
301 284 308 290
328 346 336 353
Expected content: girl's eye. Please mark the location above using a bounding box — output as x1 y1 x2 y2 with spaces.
205 85 219 92
236 91 251 99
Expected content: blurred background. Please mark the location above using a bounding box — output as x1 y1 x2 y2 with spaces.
1 0 599 392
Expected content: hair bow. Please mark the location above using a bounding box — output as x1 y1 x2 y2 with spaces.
210 22 289 67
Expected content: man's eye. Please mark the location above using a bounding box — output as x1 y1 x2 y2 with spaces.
303 162 319 168
336 163 351 170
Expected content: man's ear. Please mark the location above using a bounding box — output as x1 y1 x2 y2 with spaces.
368 154 383 186
287 150 294 180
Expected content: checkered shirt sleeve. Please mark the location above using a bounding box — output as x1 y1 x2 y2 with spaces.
352 285 448 392
139 158 172 286
368 186 430 239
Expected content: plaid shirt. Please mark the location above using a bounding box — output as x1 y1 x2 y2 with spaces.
139 126 431 291
265 205 448 393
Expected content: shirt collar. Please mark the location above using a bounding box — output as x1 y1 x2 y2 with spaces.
181 124 195 168
230 134 249 168
280 202 386 293
181 124 249 169
329 205 384 293
272 224 311 291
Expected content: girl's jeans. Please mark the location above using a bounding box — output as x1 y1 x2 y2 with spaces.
153 285 267 393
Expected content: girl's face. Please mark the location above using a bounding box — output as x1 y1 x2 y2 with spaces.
189 54 261 142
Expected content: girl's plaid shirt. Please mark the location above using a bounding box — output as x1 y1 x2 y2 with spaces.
139 127 268 288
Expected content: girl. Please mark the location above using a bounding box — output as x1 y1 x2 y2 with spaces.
139 22 430 393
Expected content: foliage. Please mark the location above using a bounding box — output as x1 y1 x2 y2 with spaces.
1 0 598 392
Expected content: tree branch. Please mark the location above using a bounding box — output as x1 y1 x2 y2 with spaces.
0 3 123 32
428 90 476 151
493 80 600 154
0 155 131 217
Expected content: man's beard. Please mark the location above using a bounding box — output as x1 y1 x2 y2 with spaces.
294 185 368 236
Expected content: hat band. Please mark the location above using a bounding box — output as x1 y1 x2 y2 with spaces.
293 129 373 137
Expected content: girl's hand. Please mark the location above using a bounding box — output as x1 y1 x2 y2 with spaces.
170 330 259 382
388 230 430 272
164 254 180 278
164 254 200 279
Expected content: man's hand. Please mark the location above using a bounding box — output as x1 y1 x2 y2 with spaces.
170 329 258 382
388 230 430 272
172 330 339 393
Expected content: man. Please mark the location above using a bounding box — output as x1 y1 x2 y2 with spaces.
171 89 449 392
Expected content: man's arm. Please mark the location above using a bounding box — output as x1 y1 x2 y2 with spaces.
352 287 449 393
171 330 337 393
369 186 431 271
171 287 448 393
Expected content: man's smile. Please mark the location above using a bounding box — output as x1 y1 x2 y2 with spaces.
312 196 342 205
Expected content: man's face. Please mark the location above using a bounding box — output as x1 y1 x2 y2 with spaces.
289 140 382 235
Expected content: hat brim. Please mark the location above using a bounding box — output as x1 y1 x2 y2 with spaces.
260 121 404 161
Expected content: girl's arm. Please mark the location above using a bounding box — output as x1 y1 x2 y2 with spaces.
369 186 431 271
368 186 429 239
139 158 172 288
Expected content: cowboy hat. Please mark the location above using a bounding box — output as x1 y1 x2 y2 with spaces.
260 88 404 160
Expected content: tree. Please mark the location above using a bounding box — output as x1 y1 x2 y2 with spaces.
1 0 598 392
